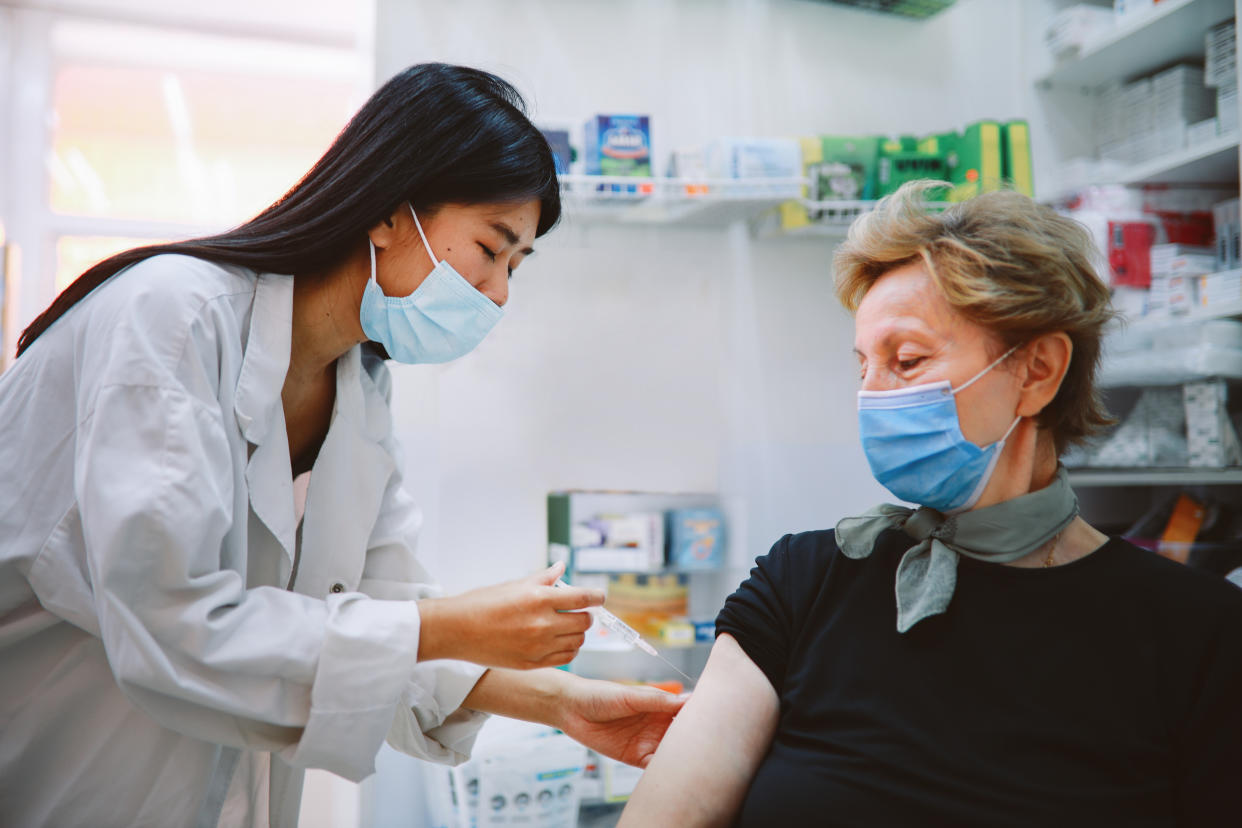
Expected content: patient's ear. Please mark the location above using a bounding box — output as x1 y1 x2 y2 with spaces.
1015 332 1072 418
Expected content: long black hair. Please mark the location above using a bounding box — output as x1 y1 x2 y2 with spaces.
16 62 561 357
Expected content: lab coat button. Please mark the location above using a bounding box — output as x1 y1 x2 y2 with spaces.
330 582 345 594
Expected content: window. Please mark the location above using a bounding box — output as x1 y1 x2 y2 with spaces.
0 4 372 362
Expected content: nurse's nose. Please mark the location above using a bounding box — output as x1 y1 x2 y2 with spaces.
479 269 508 308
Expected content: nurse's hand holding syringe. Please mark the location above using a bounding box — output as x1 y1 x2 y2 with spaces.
416 561 605 668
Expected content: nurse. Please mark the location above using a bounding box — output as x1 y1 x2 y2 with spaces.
0 63 682 827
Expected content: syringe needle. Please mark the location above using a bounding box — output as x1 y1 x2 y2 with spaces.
654 651 695 685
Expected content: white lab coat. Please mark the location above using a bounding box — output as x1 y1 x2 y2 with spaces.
0 255 488 827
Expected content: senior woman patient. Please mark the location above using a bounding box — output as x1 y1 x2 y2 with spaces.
620 181 1242 827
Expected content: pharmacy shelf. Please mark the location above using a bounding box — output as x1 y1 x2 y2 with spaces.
1113 283 1242 336
1117 133 1241 186
1099 287 1242 387
1099 348 1242 387
1068 467 1242 486
558 174 806 226
754 198 953 238
1037 0 1236 89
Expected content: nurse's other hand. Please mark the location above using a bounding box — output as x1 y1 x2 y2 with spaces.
555 678 687 768
417 561 605 668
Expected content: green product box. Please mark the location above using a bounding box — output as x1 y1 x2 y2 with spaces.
1002 120 1034 198
949 120 1003 202
878 151 947 197
880 135 919 156
811 136 881 205
918 131 958 177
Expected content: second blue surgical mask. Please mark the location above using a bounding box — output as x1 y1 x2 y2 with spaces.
857 347 1021 513
359 204 503 364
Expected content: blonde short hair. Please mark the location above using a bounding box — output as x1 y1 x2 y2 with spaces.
833 180 1116 455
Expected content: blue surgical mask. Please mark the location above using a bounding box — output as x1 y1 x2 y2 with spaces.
359 204 504 364
857 347 1021 513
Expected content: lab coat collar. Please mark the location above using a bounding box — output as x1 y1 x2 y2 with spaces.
233 271 293 446
234 272 297 565
231 270 393 575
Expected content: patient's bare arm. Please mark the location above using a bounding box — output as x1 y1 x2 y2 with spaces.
618 633 779 828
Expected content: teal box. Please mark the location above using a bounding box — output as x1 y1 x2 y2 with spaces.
666 508 724 570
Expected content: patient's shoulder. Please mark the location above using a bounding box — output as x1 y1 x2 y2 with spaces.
760 528 848 578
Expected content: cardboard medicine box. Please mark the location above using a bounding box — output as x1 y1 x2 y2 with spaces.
666 508 725 570
583 114 652 177
813 135 881 203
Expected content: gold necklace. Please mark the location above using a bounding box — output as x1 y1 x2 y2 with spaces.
1043 531 1064 567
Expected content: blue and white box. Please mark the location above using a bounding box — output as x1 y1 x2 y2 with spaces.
666 508 725 570
583 114 652 177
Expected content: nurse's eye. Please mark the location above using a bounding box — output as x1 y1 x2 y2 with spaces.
898 357 925 371
478 243 497 262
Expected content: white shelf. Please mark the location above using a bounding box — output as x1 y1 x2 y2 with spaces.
1114 283 1242 336
559 174 805 226
1068 467 1242 486
1037 0 1236 89
1099 282 1242 387
753 198 953 239
1118 133 1241 186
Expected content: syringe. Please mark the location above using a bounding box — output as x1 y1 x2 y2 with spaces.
554 579 695 684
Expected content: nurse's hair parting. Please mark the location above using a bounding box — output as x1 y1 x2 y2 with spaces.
17 63 561 358
833 180 1117 457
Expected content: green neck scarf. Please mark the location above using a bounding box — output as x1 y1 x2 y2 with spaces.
835 466 1079 633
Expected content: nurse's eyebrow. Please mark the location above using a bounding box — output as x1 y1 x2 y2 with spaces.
491 221 536 256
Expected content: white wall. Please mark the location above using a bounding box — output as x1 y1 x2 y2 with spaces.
377 0 1025 596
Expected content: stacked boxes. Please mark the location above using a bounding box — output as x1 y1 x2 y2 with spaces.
1198 269 1242 309
1219 85 1240 135
1207 21 1238 135
1154 65 1216 153
1148 243 1217 315
1207 20 1237 88
1214 198 1240 271
1097 62 1220 164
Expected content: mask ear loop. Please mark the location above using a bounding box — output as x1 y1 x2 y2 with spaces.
998 413 1023 443
951 344 1021 396
408 203 439 267
368 239 377 283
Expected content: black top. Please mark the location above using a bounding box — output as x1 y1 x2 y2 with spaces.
716 531 1242 827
